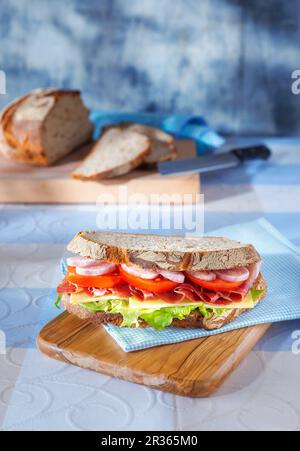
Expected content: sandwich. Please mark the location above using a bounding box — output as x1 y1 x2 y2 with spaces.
56 232 266 331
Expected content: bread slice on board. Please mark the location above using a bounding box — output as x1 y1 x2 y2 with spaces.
67 231 261 271
72 127 151 180
61 273 266 330
0 88 93 166
118 122 177 166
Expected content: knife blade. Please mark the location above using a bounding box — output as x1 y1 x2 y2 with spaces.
158 144 271 176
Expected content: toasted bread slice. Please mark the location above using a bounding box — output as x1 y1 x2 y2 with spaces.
118 122 177 166
72 126 151 180
61 273 266 330
67 231 261 272
0 88 93 166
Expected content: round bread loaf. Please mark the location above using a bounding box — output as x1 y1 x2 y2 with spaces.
0 88 93 166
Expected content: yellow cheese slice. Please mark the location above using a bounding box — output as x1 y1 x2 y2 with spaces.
70 291 255 310
129 292 254 310
70 292 127 304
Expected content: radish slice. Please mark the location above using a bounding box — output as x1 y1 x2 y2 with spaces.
215 266 250 282
67 256 100 268
187 270 216 281
121 264 158 279
93 288 108 297
76 263 117 276
159 270 185 284
241 261 262 292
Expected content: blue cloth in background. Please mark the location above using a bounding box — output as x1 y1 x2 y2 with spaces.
90 112 225 155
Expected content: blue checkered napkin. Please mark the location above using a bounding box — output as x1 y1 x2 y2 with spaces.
103 218 300 352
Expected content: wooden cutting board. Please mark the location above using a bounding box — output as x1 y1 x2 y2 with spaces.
0 140 199 204
37 312 270 397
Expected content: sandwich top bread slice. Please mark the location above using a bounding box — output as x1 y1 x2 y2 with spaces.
67 231 260 271
72 126 151 180
56 231 267 331
0 88 93 166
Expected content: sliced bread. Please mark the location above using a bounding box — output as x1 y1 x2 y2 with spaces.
118 123 177 166
0 88 93 166
67 231 261 271
72 127 151 180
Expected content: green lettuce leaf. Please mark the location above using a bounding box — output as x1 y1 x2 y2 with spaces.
79 298 124 313
78 297 233 330
54 294 62 309
251 287 265 303
140 305 197 330
68 285 266 330
79 298 145 327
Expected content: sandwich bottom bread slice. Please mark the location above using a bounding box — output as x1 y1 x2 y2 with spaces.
56 232 267 331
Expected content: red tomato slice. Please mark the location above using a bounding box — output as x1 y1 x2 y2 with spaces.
57 279 77 293
67 266 76 273
120 266 178 293
187 273 243 291
66 270 122 289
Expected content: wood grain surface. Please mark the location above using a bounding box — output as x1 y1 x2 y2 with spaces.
37 312 271 397
0 140 200 204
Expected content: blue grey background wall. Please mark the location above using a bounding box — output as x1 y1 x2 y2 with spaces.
0 0 299 136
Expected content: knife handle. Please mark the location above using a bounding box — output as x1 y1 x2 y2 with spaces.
231 145 271 162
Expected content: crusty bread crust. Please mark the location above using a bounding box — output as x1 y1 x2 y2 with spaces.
116 122 175 145
67 231 261 272
72 150 148 181
61 273 266 330
0 91 48 164
0 88 93 166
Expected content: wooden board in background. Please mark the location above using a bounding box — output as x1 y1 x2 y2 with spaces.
0 141 200 204
37 312 271 397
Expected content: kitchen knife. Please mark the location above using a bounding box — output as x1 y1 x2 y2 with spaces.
158 144 271 176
